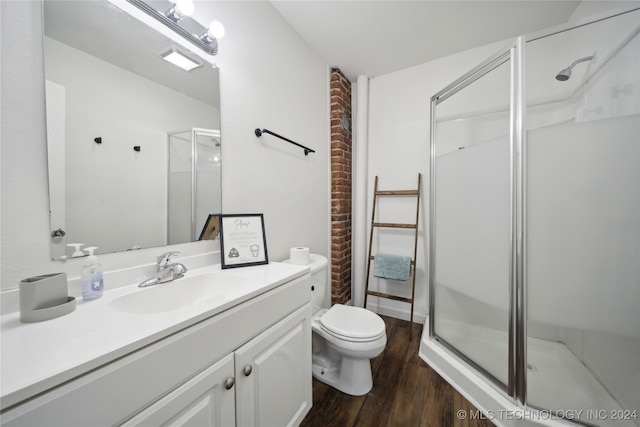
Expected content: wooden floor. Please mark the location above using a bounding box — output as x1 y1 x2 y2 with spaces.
300 316 494 427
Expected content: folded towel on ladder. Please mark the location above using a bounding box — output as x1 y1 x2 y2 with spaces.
373 253 412 282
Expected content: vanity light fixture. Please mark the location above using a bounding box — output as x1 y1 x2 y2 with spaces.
160 46 203 71
126 0 224 56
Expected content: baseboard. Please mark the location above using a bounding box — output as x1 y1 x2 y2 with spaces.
366 302 427 325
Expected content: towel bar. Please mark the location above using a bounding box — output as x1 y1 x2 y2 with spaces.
254 128 315 156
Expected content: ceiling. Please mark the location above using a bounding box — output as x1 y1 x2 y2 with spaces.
269 1 582 80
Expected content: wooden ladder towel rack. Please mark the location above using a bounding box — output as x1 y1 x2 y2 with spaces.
364 174 421 340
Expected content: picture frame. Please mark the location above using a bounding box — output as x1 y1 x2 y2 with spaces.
198 214 221 241
219 214 269 269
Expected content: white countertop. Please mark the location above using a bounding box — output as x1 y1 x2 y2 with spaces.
0 262 308 409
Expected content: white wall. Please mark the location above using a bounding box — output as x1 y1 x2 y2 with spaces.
0 0 329 292
197 1 330 264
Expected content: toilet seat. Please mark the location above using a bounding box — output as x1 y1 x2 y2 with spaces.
319 324 385 343
319 304 385 342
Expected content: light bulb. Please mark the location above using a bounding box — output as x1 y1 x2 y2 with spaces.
207 21 225 39
175 0 194 17
166 0 194 21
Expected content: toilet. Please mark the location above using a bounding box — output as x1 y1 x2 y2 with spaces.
286 254 387 396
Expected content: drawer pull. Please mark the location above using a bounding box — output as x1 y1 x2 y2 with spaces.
243 365 253 376
224 377 235 390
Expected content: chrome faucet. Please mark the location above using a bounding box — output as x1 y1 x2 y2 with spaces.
138 251 188 287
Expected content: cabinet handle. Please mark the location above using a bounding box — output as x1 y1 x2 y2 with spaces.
243 365 253 376
224 377 235 390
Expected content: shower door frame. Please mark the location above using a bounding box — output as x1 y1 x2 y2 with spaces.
428 36 527 401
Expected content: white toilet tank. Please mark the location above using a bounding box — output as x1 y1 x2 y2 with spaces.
307 254 328 313
283 253 328 314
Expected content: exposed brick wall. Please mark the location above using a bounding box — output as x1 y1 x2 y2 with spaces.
330 68 352 305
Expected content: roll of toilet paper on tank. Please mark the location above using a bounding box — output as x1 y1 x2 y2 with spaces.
290 247 310 265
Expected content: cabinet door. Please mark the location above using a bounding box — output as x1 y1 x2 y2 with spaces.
122 354 236 427
235 304 312 427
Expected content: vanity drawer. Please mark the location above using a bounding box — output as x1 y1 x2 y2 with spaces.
1 275 310 426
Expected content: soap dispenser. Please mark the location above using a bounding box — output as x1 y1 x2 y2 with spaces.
81 247 104 301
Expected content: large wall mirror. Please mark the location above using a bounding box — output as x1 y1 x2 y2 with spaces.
43 0 222 260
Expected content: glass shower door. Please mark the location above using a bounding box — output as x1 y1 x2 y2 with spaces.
430 46 515 389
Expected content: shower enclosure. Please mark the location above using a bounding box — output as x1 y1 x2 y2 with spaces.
167 128 221 244
424 7 639 427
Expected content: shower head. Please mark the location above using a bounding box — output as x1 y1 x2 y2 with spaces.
555 67 572 81
555 55 595 81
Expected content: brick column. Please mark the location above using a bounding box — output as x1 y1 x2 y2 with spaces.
330 68 352 305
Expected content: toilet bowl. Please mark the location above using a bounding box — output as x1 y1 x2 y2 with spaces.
284 254 387 396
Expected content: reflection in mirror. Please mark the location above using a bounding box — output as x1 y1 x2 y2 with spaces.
168 128 221 244
43 1 221 260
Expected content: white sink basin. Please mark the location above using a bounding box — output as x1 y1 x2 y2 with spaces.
110 273 246 315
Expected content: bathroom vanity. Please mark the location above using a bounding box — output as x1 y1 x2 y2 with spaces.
0 262 312 426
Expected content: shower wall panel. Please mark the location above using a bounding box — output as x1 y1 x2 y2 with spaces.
527 117 639 336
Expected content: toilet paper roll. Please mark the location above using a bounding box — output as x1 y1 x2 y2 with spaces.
290 247 310 265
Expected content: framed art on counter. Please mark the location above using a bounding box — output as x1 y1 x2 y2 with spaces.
220 214 269 269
